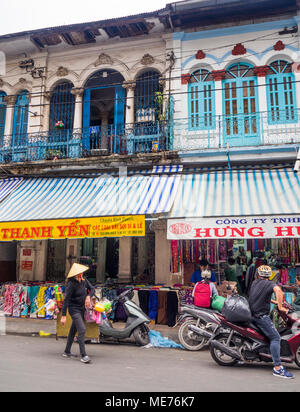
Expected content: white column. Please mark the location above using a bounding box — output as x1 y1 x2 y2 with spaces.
42 91 51 132
3 95 16 147
96 238 107 283
71 88 84 131
122 81 136 127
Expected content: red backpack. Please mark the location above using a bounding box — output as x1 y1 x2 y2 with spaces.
194 282 211 308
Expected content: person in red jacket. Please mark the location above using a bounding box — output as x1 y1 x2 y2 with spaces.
192 270 218 308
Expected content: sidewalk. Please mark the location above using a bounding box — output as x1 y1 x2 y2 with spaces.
4 317 180 343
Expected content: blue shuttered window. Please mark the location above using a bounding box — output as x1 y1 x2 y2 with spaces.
188 69 215 130
0 92 6 144
49 82 75 133
222 63 259 146
12 91 29 147
134 70 162 124
266 60 297 124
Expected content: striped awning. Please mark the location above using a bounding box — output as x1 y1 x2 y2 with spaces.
0 166 182 222
169 167 300 218
0 178 23 203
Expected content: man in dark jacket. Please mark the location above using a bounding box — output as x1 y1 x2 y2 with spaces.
249 265 294 379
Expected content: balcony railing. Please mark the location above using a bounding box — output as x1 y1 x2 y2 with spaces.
0 111 298 164
174 109 300 151
0 122 172 163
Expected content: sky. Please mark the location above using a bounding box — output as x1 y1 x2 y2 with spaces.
1 0 169 35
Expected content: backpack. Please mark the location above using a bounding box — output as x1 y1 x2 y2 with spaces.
194 282 211 308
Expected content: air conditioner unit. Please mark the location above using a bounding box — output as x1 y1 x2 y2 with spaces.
294 148 300 173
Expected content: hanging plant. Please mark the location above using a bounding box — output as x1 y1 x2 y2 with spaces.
55 121 65 130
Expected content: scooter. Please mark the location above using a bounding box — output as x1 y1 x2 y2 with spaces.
176 304 222 351
203 302 300 368
99 288 151 346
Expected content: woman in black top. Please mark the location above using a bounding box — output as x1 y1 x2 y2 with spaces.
61 263 95 364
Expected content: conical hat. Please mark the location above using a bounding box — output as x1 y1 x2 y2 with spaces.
67 263 89 279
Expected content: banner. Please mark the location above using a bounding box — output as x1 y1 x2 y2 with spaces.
0 215 145 241
167 216 300 240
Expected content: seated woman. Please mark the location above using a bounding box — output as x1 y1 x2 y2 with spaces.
192 270 218 309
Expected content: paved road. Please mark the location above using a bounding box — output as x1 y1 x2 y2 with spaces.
0 335 299 392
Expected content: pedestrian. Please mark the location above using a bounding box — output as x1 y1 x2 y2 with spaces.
61 263 95 364
224 257 242 295
249 265 294 379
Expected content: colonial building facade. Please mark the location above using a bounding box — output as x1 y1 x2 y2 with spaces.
0 0 299 285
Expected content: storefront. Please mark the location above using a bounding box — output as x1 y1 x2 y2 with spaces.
0 166 185 326
167 165 300 299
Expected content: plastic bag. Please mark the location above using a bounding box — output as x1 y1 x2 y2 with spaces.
211 295 226 312
145 330 185 350
222 295 252 324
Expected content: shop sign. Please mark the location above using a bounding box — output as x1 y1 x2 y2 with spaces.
0 216 145 241
167 215 300 240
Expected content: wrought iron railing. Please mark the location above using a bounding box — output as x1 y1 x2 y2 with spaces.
174 109 300 151
0 121 171 163
0 110 299 164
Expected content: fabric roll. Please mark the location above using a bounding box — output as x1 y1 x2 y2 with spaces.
148 290 158 320
138 290 149 315
157 290 168 325
167 291 179 327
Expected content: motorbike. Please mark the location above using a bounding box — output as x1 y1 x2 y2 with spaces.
99 288 151 346
176 304 222 351
202 302 300 368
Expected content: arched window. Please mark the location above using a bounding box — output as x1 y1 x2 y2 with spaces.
49 81 75 131
0 92 6 143
223 63 259 146
135 70 162 124
266 60 297 124
12 90 29 147
188 69 215 130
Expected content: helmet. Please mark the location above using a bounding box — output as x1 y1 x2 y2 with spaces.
257 265 272 278
201 270 212 280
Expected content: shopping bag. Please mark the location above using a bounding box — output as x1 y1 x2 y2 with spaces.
211 295 226 312
222 295 252 324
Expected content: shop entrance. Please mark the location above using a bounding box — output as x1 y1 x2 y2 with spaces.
46 239 66 282
105 238 119 279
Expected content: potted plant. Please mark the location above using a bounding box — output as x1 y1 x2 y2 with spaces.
45 149 63 160
55 121 65 130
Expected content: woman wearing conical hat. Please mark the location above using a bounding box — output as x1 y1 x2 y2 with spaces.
61 263 95 364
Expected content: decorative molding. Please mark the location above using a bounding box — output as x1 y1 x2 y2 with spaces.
44 91 52 101
0 79 3 88
211 69 226 81
232 43 247 56
141 54 155 66
71 87 84 97
181 73 190 85
254 65 270 78
56 66 69 77
3 95 17 105
195 50 206 60
94 53 114 67
122 80 136 91
274 40 285 51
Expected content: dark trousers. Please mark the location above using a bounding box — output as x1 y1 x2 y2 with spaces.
253 315 281 367
65 311 87 357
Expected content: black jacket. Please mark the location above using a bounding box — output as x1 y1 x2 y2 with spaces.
62 277 95 316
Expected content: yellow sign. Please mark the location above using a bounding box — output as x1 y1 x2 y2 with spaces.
0 215 145 241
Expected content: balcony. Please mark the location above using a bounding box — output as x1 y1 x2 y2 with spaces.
174 109 300 151
0 122 172 163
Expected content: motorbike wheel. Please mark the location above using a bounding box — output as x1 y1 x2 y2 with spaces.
133 325 150 346
178 319 208 351
210 333 239 367
294 346 300 368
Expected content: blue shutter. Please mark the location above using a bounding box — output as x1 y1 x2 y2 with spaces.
266 60 297 124
114 86 125 153
12 91 29 147
188 73 215 131
82 88 91 151
0 92 6 144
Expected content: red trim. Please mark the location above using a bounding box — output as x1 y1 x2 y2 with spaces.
254 65 269 77
232 43 247 56
196 50 206 60
181 73 191 85
274 40 285 51
211 69 226 81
